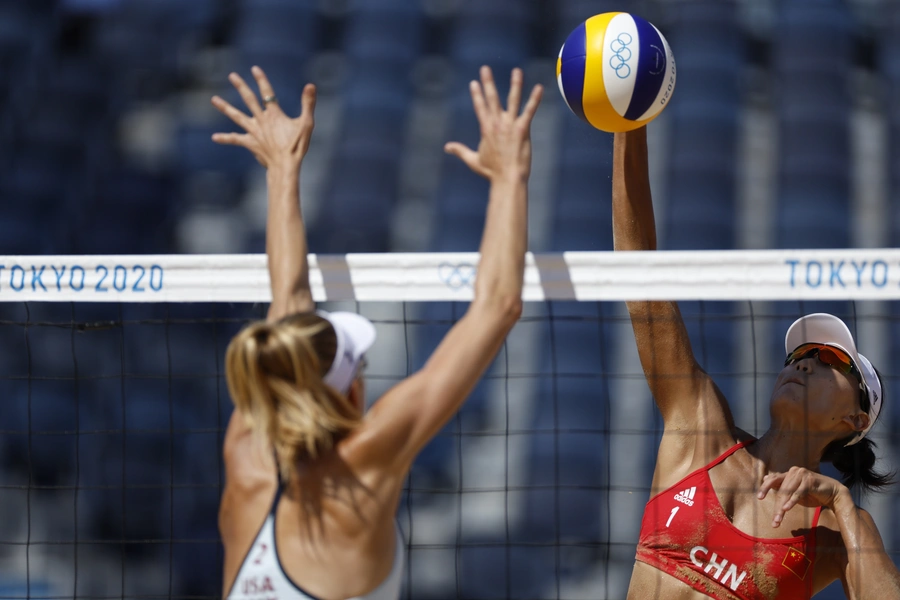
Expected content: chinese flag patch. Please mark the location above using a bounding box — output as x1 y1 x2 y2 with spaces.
782 548 811 580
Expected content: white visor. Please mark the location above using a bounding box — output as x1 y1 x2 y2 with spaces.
785 313 882 446
317 311 376 395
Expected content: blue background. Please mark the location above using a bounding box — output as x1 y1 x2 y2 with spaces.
1 0 899 598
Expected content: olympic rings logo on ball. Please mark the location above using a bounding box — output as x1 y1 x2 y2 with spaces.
608 32 633 79
557 13 675 131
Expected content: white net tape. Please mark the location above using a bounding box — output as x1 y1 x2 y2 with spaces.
2 249 899 302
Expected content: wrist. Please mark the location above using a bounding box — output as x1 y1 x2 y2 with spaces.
267 161 301 179
490 169 529 186
831 485 856 514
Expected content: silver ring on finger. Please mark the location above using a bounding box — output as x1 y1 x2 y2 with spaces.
263 95 278 105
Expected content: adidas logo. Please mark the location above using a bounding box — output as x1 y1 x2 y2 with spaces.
674 486 696 506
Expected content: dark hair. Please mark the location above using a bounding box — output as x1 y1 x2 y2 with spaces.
820 367 894 493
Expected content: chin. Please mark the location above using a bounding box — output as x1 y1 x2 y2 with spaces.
770 389 810 417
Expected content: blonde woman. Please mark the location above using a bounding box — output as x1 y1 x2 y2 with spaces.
210 65 542 600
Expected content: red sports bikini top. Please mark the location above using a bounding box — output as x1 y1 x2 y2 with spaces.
636 441 821 600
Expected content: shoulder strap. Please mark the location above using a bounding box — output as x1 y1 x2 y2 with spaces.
703 440 750 471
811 505 822 529
643 439 751 506
270 448 285 517
270 482 284 516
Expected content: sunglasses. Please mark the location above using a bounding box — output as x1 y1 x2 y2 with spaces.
784 343 862 382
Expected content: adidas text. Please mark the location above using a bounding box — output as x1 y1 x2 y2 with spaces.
674 486 696 506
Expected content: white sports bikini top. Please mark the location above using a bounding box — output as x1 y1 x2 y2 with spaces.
226 489 404 600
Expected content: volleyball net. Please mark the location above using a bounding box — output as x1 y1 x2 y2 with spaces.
1 250 898 600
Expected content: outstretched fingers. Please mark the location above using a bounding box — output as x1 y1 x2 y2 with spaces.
469 78 488 129
251 66 281 113
229 72 263 116
479 65 502 115
211 96 251 130
291 84 318 154
301 83 317 114
506 68 523 116
518 83 544 125
453 66 542 179
211 132 253 148
444 141 482 174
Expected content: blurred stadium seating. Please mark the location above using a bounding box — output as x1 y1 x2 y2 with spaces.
1 1 896 599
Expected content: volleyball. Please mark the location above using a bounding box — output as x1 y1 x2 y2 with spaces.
557 12 676 132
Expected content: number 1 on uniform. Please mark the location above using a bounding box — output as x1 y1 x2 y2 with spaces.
666 506 679 528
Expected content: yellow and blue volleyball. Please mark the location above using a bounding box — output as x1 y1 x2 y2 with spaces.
557 12 676 132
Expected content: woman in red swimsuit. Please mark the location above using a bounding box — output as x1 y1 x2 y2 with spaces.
615 127 900 599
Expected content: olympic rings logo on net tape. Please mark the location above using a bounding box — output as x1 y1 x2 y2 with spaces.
438 262 477 290
609 32 634 79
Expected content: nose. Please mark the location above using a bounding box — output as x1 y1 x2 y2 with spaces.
794 357 814 373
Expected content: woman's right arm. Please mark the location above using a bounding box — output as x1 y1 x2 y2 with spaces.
613 128 734 438
346 66 542 475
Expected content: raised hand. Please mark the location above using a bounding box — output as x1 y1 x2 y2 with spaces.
445 66 543 181
211 66 316 171
757 467 846 528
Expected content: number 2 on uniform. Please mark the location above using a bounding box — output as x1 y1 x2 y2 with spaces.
666 506 680 528
252 543 268 564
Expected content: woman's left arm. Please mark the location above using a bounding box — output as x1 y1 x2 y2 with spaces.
830 490 900 599
758 468 900 599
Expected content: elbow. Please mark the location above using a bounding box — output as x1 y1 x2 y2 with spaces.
474 294 523 330
500 296 524 327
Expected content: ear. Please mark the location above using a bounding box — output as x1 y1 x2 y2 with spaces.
842 411 870 434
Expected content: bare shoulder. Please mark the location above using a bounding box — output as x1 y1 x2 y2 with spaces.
220 479 277 597
333 405 414 497
220 413 278 538
651 380 743 492
220 477 277 541
335 372 427 475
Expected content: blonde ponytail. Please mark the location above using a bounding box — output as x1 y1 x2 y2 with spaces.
225 313 362 483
